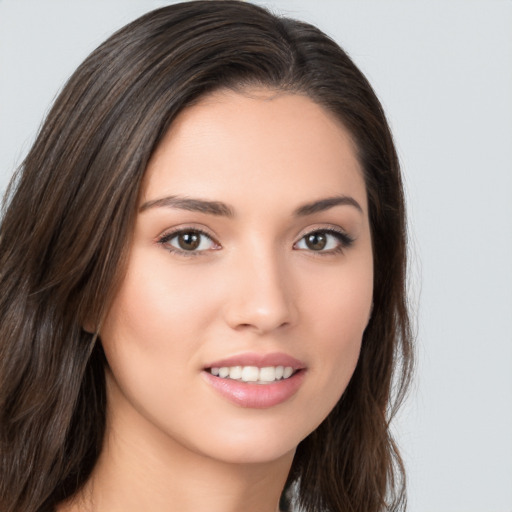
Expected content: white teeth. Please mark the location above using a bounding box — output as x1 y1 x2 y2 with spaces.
241 366 259 382
218 367 229 378
283 366 294 379
229 366 242 380
259 366 276 382
208 365 296 383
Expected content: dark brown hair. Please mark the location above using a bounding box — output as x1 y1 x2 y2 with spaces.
0 2 413 511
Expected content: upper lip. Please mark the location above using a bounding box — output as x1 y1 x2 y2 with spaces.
204 352 306 370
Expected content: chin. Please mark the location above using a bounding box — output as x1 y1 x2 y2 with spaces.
182 415 317 466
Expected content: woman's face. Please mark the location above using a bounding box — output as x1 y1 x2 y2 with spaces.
100 89 373 465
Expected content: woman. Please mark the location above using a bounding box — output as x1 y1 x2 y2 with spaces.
0 2 413 511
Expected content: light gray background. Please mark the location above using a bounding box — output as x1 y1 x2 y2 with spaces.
1 1 511 510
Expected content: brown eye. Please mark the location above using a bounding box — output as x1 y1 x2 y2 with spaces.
294 229 354 254
305 233 327 251
159 229 218 254
177 232 201 251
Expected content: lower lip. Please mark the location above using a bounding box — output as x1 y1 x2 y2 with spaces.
202 370 306 409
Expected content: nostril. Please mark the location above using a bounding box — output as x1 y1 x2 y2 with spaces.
222 271 298 333
232 319 292 334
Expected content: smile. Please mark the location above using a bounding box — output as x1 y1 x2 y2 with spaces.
208 365 295 384
202 353 306 408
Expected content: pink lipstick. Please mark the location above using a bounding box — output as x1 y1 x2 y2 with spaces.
201 352 306 409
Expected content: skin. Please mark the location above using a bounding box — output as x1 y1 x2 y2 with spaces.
62 88 373 512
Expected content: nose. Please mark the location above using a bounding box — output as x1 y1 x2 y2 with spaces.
223 248 298 335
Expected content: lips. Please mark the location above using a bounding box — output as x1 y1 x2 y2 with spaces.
205 352 305 370
202 352 306 408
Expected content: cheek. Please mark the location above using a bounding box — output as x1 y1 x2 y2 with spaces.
98 256 212 408
98 263 209 441
300 258 373 416
102 251 217 353
305 250 373 344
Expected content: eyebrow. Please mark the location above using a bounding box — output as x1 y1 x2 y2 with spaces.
139 194 362 217
293 195 363 216
139 196 234 217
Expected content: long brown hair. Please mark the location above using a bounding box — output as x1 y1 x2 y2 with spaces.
0 2 413 511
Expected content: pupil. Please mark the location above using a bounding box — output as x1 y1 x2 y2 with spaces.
179 232 200 250
306 233 326 250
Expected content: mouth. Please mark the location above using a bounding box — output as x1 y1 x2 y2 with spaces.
202 353 306 408
206 365 298 384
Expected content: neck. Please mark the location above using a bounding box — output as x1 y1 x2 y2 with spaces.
60 374 294 512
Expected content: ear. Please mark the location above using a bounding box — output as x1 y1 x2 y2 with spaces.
81 314 97 335
82 323 95 334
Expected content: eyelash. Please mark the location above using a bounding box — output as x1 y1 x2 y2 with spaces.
156 227 354 257
296 228 355 255
157 227 219 258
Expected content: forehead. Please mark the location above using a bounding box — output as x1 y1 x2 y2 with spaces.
142 88 366 211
